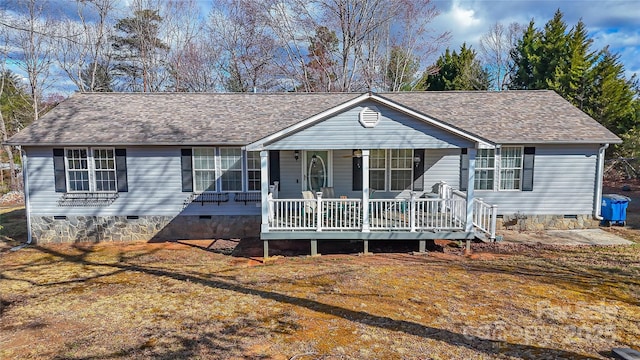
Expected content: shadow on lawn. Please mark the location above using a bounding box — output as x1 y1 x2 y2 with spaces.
8 244 605 360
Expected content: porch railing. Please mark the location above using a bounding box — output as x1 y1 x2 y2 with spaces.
267 182 497 240
269 193 466 233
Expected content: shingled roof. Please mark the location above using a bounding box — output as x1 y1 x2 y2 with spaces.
7 90 620 146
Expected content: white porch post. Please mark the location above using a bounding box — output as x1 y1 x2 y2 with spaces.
465 148 476 233
260 150 270 233
361 149 370 232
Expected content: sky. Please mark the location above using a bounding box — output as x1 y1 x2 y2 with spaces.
3 0 639 95
430 0 640 78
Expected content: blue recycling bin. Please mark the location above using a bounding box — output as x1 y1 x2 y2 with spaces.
601 194 631 226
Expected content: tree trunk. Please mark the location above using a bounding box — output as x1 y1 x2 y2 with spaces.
0 110 17 191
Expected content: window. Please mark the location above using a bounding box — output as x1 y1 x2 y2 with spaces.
66 149 90 191
220 148 242 191
247 152 261 191
93 149 116 191
193 148 216 192
369 149 386 191
65 148 116 192
192 147 244 193
474 149 495 190
390 149 413 191
500 147 523 190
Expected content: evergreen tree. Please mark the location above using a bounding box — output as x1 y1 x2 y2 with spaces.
587 48 637 134
509 21 541 90
508 10 639 139
549 20 594 110
111 9 169 92
420 43 490 91
81 62 113 92
538 10 570 89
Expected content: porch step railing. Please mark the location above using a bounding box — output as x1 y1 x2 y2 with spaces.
439 181 498 241
473 198 498 240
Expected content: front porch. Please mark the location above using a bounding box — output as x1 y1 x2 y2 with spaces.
262 180 498 257
245 94 501 256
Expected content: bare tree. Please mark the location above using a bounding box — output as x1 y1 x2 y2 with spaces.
6 0 55 121
159 0 204 92
207 0 279 92
259 0 448 92
379 0 449 91
54 0 118 92
479 22 523 91
0 22 17 191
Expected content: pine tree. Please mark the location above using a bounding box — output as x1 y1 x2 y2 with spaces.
111 9 169 92
509 21 541 90
550 20 594 110
587 48 637 134
421 43 490 91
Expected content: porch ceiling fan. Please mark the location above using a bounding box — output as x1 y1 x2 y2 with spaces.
340 149 363 158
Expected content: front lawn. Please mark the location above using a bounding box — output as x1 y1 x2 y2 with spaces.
1 240 638 359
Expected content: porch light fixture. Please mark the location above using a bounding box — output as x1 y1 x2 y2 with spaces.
294 150 299 161
414 155 421 167
353 149 362 158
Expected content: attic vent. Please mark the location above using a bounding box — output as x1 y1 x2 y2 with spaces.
359 106 380 128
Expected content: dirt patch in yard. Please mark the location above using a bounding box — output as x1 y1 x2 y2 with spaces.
1 240 638 359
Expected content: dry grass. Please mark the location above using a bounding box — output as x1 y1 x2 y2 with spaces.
1 239 639 359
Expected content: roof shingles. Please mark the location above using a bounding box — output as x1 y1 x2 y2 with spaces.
7 90 620 146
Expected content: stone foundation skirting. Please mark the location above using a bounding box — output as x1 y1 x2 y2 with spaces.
30 215 261 244
497 214 599 231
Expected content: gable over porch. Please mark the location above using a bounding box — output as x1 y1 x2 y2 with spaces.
245 93 497 256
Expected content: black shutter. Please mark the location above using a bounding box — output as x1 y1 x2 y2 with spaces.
352 153 363 191
181 149 193 192
269 150 280 189
115 149 128 192
53 148 66 193
522 147 535 191
459 148 468 191
413 149 425 191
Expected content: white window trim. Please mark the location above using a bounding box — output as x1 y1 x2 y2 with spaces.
498 146 524 191
369 149 415 192
192 147 217 193
64 147 117 193
245 151 261 193
473 146 525 192
192 147 245 193
369 149 387 192
219 147 243 192
474 148 495 192
389 149 414 192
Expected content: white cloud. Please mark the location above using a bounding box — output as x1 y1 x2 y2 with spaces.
430 0 639 78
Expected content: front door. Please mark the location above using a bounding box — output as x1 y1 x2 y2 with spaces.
304 150 331 192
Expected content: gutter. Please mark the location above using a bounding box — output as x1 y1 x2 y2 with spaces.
11 149 32 251
593 143 609 221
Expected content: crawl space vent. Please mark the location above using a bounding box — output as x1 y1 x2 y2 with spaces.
359 106 380 128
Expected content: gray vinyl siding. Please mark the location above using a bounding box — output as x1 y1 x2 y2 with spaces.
423 148 461 192
25 146 259 217
475 145 598 215
265 101 473 150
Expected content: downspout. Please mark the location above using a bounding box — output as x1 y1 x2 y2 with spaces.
593 143 609 221
11 149 32 251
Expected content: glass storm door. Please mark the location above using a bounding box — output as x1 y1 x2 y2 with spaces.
305 151 329 192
